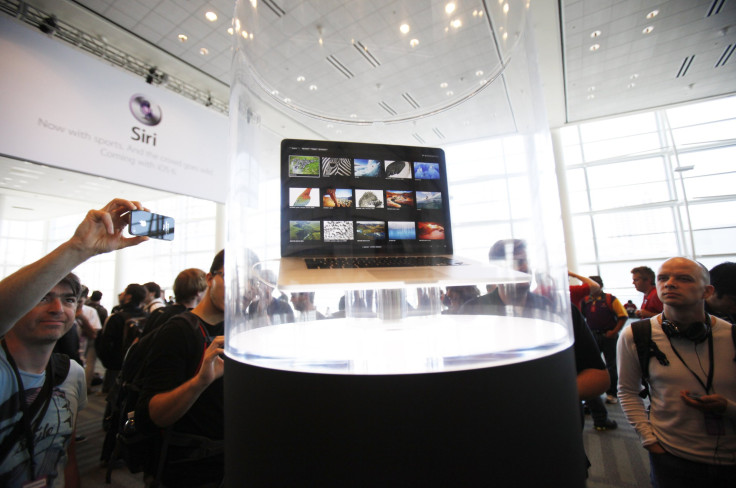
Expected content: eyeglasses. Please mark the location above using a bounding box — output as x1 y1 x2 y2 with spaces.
212 270 224 278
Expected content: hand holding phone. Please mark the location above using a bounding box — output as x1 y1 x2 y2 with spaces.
128 210 175 241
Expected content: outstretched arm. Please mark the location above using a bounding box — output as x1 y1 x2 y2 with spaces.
568 271 601 295
0 198 148 335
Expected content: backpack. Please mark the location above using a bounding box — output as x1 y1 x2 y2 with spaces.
103 312 223 486
631 318 736 399
580 293 618 331
95 310 147 370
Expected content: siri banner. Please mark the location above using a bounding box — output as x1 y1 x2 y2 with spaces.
0 15 228 203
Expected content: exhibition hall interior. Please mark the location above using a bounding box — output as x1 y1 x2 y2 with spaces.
0 0 735 486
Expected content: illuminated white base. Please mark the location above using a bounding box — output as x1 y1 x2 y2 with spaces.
228 315 570 375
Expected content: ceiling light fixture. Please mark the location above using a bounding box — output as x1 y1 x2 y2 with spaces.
410 39 419 47
205 11 218 22
440 82 448 88
400 24 410 34
587 94 595 100
590 30 601 38
200 47 209 55
630 73 639 80
628 83 636 89
297 76 305 82
227 28 233 35
502 32 508 40
446 3 456 15
451 19 462 29
178 34 188 42
646 10 659 19
589 44 600 51
587 86 595 92
309 84 317 91
446 90 454 96
476 70 484 76
642 26 654 34
503 3 510 14
241 30 249 39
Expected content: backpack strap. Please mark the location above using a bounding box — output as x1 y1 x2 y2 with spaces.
631 319 669 399
732 323 736 362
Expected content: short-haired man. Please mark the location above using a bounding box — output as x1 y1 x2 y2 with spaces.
290 292 325 321
144 268 207 334
617 257 736 487
140 250 226 487
631 265 663 319
0 198 148 487
706 262 736 324
143 281 165 314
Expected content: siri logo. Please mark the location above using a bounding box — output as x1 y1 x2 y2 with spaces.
129 94 162 126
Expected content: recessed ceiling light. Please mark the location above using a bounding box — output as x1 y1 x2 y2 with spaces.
410 38 419 47
227 28 233 35
309 84 317 91
440 82 448 88
178 34 188 42
590 30 601 38
350 114 357 118
502 32 508 40
446 90 454 96
241 30 249 39
451 19 462 29
589 44 600 51
271 90 279 95
400 23 410 34
630 73 639 80
646 10 659 19
587 94 595 100
627 83 636 89
199 47 209 55
503 3 509 14
642 26 654 34
445 3 456 15
587 86 595 92
284 98 291 103
205 11 217 22
296 76 305 82
476 70 484 77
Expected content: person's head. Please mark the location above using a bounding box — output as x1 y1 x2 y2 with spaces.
9 273 81 345
206 250 225 312
123 283 147 307
707 262 736 314
489 239 528 272
143 281 161 304
631 266 655 293
290 292 315 312
90 290 103 302
445 285 480 311
656 257 713 312
173 268 208 307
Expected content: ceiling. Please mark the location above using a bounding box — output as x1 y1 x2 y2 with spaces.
1 0 734 220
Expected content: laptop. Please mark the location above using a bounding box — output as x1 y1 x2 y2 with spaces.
277 139 526 290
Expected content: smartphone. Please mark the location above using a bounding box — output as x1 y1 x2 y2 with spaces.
686 392 702 400
128 210 175 241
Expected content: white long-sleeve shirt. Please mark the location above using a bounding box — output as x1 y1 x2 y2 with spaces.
617 315 736 465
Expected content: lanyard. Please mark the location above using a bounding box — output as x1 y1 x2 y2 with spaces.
1 339 55 480
666 327 715 394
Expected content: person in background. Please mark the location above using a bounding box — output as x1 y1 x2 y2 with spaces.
580 275 628 405
0 198 148 488
442 285 481 314
145 268 208 334
143 281 166 314
86 290 108 327
290 292 325 321
705 262 736 324
631 265 663 319
618 257 736 487
624 299 638 318
569 270 601 309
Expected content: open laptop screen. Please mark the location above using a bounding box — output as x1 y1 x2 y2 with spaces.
281 139 453 258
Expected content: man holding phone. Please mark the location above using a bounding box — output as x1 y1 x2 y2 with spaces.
0 198 149 487
617 257 736 487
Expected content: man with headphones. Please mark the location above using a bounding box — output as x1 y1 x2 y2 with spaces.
617 257 736 487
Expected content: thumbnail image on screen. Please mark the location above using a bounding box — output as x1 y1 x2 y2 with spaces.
355 221 386 240
386 190 414 209
388 221 416 240
416 191 442 210
289 155 320 177
290 220 321 241
417 222 445 240
384 160 412 179
289 187 319 207
323 188 353 208
414 162 440 180
324 220 354 242
354 159 383 178
355 189 384 209
322 157 351 176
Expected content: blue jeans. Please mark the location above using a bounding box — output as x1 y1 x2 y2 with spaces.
649 450 736 488
593 330 618 396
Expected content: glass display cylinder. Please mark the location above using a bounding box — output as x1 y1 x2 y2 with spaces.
227 0 572 374
225 2 583 486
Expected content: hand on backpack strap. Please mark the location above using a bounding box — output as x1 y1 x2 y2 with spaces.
195 336 225 388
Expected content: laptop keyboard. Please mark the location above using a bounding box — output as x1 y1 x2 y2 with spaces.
305 256 460 269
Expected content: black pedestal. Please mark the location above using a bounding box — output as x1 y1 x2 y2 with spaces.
225 346 585 487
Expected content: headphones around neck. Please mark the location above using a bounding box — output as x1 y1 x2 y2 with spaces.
661 313 711 344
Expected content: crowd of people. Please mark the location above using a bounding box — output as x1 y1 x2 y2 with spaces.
1 199 734 487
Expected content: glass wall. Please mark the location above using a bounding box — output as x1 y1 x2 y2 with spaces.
556 95 736 306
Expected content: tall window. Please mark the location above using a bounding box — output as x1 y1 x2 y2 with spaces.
558 95 736 305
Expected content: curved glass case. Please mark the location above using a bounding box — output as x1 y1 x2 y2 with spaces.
226 0 572 375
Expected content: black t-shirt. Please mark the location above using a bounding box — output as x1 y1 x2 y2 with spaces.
139 311 224 486
571 304 605 374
